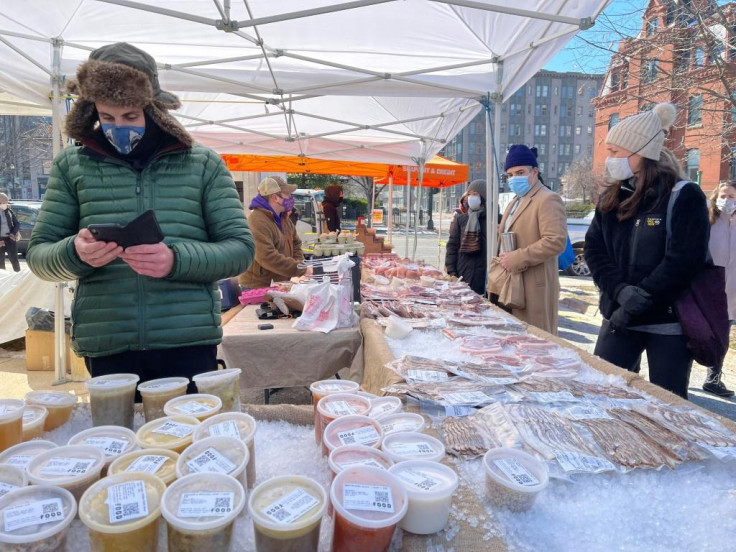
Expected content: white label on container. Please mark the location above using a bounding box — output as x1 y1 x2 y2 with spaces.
261 488 320 524
141 382 180 391
555 451 616 473
89 379 125 387
336 458 385 470
5 455 32 469
126 455 168 475
0 405 17 414
493 458 540 486
38 394 69 404
388 441 436 457
342 484 394 513
407 370 448 382
186 448 236 474
529 391 576 403
3 498 64 532
0 482 18 498
369 402 398 418
177 492 234 518
152 421 196 439
40 457 95 476
107 480 149 524
22 411 36 423
395 469 441 491
444 405 475 417
320 384 343 392
566 405 612 420
381 420 419 434
174 401 210 414
325 401 355 416
208 420 241 439
337 426 380 446
442 391 489 405
85 437 127 457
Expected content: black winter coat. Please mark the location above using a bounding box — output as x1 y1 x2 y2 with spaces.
445 211 487 295
584 180 709 326
1 207 20 237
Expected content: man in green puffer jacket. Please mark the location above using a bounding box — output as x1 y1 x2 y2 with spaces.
27 43 255 387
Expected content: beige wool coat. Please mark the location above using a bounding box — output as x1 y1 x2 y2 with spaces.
492 182 567 334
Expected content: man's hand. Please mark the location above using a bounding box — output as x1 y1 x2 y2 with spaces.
75 228 123 267
499 252 513 272
120 243 174 278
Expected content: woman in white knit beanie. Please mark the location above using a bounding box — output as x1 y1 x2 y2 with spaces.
584 103 710 399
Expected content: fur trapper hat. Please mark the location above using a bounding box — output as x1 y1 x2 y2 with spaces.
65 42 193 147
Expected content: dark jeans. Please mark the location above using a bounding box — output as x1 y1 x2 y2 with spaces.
594 320 693 399
0 237 20 272
84 345 218 401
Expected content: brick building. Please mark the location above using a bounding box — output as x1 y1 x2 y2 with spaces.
593 0 736 192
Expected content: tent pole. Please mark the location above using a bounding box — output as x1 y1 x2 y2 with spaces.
438 186 443 269
412 157 425 262
487 60 503 275
387 172 393 248
404 169 410 258
369 177 376 228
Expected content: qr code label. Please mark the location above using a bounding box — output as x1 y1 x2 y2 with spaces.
336 426 380 447
152 421 196 438
177 492 234 518
342 484 394 513
4 498 64 532
40 457 95 476
388 441 437 457
186 448 236 475
262 488 320 525
493 458 540 487
107 480 149 524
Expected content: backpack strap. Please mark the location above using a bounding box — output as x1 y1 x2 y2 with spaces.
666 180 712 263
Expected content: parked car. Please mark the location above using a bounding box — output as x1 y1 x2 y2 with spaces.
9 200 42 256
565 210 594 277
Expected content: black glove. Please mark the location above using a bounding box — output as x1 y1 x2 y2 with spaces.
608 308 632 333
616 285 653 316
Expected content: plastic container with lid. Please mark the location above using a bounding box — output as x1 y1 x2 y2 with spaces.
137 377 189 422
20 405 48 442
161 472 246 551
24 391 76 431
322 415 383 458
328 445 394 478
381 432 445 464
108 448 180 487
164 393 222 421
379 413 426 436
0 440 57 472
248 475 327 552
316 393 372 448
86 373 140 430
0 485 77 552
388 460 459 534
0 464 27 498
368 397 402 420
26 445 106 502
384 316 412 339
193 411 258 489
0 400 25 453
176 436 249 490
192 369 242 412
482 447 549 512
67 425 139 476
136 415 200 454
309 380 360 445
79 472 166 552
330 466 409 552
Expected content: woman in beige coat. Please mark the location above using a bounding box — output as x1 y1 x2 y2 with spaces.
493 145 567 334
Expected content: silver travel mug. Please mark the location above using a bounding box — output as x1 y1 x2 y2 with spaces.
500 232 517 253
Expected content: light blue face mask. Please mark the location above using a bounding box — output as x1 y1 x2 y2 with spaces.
101 123 145 155
507 175 531 196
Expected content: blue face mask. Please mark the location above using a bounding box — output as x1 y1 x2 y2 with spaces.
101 123 145 155
507 175 531 197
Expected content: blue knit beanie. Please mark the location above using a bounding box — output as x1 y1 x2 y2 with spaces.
504 144 538 171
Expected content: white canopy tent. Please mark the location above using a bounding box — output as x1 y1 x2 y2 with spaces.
0 0 609 382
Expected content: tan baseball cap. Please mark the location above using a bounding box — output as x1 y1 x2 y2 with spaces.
258 176 297 196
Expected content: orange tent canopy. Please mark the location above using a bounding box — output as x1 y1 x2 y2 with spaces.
374 155 469 188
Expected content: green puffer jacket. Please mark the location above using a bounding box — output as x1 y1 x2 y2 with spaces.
27 144 254 357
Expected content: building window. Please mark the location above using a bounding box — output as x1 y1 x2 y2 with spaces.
535 85 549 98
686 149 700 182
475 143 483 155
539 162 546 175
510 124 522 136
646 18 658 36
510 103 523 116
577 106 583 116
587 125 593 135
554 105 558 116
688 94 702 126
552 125 557 135
666 2 676 25
695 47 705 66
731 92 736 120
566 105 574 117
642 60 659 83
534 124 547 136
608 113 620 129
575 126 582 135
551 144 556 154
611 72 620 92
589 86 597 97
554 86 559 96
539 144 546 155
527 104 532 114
575 144 581 154
676 49 690 73
588 107 594 117
586 145 592 155
534 104 548 116
730 148 736 180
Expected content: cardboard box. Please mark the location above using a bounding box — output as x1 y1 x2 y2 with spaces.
25 329 80 372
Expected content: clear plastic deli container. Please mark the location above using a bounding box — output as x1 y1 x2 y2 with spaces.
0 440 57 472
176 436 249 490
164 394 222 421
26 445 106 502
328 445 394 479
192 369 242 412
389 460 458 534
79 472 166 552
24 391 76 430
0 400 25 453
0 485 77 552
309 380 360 444
136 416 200 454
67 425 139 475
0 464 27 498
137 377 189 422
381 433 445 464
248 475 327 552
20 405 48 442
379 413 426 436
482 447 549 512
193 411 258 489
316 394 372 448
322 415 383 457
86 373 140 430
108 448 180 487
330 466 409 552
368 397 402 420
161 472 245 551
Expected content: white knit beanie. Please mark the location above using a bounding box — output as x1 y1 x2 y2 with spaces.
605 103 676 160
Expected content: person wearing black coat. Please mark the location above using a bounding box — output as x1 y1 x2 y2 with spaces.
445 179 487 295
322 185 343 232
0 193 21 272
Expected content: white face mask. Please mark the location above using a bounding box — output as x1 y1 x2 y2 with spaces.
717 197 736 214
467 195 482 210
605 156 634 182
0 204 8 211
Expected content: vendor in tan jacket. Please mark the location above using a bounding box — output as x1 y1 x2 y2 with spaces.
239 177 308 288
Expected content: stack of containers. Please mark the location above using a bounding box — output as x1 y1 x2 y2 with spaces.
135 415 200 454
108 448 180 487
86 374 139 430
176 436 249 490
322 415 383 457
309 380 360 445
192 369 242 412
316 393 372 455
137 377 189 422
67 426 138 476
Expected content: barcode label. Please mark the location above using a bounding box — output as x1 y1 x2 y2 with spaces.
22 411 36 423
325 401 355 416
395 468 441 491
444 405 475 417
407 370 448 382
3 498 64 532
529 391 576 403
40 457 95 476
388 441 436 457
5 455 32 469
107 480 149 524
493 458 540 486
208 420 241 439
262 488 320 524
152 421 196 439
442 391 489 405
337 426 380 447
336 457 386 470
369 401 398 418
566 406 611 420
342 484 394 513
177 492 234 518
174 401 210 414
85 437 127 457
554 451 615 473
125 455 168 475
186 448 236 474
0 482 18 498
381 420 418 435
